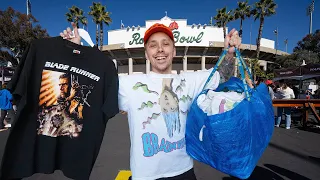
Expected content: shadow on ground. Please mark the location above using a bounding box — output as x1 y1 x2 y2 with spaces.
221 166 284 180
308 156 320 165
222 164 311 180
269 142 320 168
297 126 320 134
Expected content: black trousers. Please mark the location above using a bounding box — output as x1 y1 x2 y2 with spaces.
129 168 197 180
0 109 7 128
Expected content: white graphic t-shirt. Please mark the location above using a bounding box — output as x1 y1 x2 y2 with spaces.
119 69 220 180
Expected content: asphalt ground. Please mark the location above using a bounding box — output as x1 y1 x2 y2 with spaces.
0 114 319 180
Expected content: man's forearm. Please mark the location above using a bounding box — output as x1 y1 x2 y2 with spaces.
217 53 235 83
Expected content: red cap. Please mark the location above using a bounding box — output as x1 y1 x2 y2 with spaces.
144 23 174 44
265 80 273 85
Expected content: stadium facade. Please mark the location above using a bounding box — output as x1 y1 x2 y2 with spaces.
102 16 288 75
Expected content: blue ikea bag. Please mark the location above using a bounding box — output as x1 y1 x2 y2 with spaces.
186 49 274 179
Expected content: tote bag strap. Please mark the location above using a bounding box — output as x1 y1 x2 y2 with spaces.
202 49 228 90
202 48 252 100
235 48 252 100
235 48 254 86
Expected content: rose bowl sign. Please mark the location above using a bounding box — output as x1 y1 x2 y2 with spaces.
107 17 225 48
129 21 204 46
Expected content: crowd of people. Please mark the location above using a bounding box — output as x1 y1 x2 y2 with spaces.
256 78 320 130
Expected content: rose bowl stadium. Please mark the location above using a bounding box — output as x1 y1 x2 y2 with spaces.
102 16 288 75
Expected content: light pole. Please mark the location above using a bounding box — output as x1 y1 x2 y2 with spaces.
273 28 278 56
284 39 288 53
307 0 315 34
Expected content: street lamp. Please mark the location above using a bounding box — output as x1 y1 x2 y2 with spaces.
284 39 288 53
273 28 279 56
307 0 315 34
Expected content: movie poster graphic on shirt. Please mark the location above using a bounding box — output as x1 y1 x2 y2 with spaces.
37 70 94 138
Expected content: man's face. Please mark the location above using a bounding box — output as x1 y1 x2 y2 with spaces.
59 78 69 98
145 32 176 74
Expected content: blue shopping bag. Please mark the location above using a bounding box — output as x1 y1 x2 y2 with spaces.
185 49 274 179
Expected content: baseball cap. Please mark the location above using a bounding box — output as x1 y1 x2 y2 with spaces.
144 23 174 44
265 80 273 85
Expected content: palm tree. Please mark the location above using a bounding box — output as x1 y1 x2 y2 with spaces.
213 7 234 38
89 3 100 47
89 2 112 50
251 0 277 59
234 0 251 38
65 5 87 28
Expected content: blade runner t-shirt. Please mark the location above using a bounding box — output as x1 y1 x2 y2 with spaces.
1 37 119 180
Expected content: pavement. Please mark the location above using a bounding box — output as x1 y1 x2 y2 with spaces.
0 114 320 180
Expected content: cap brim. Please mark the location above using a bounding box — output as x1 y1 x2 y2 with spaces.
144 27 174 44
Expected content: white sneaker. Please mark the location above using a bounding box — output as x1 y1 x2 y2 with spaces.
286 127 290 129
4 124 11 128
275 125 279 127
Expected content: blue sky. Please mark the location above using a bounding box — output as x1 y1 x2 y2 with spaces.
1 0 319 53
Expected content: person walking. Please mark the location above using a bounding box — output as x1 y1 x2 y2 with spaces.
275 81 295 129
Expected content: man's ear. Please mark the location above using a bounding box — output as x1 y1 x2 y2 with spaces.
145 50 148 61
144 44 149 60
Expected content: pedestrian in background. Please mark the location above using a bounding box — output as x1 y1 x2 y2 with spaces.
0 83 13 131
275 81 295 129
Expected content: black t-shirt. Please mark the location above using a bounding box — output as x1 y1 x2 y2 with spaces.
1 37 119 180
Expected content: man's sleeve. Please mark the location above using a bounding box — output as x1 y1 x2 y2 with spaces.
7 90 13 101
118 76 129 112
101 65 119 120
291 89 295 99
269 87 275 99
7 41 35 102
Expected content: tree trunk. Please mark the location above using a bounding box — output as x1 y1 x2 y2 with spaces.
75 18 79 28
100 22 103 51
223 25 226 38
239 19 243 38
256 16 264 59
95 24 99 47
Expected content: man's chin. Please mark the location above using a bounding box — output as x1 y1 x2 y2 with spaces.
154 65 171 73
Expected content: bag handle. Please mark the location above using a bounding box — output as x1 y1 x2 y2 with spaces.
202 48 252 100
235 48 251 100
235 48 254 86
202 49 228 90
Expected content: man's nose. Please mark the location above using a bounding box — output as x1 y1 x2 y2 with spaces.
157 45 164 52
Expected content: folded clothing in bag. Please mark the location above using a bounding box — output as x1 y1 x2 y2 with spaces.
197 91 244 116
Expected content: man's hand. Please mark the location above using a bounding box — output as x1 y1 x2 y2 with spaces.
59 22 81 45
224 28 242 55
218 28 243 84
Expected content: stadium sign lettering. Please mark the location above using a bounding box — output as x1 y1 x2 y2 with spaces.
129 31 204 45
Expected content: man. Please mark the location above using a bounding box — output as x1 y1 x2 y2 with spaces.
61 22 241 180
264 80 275 100
0 84 13 131
57 73 83 119
58 73 71 100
